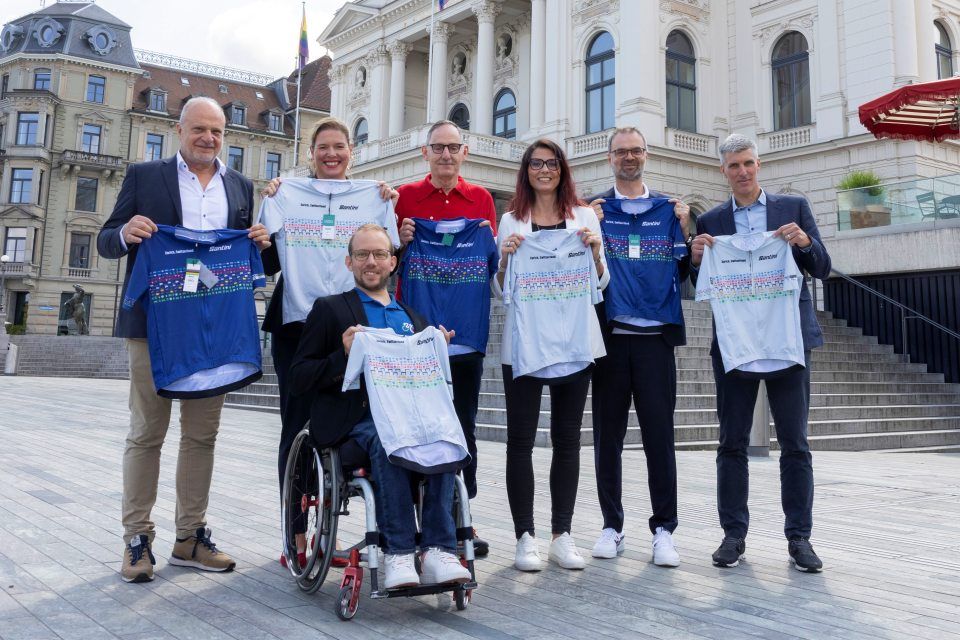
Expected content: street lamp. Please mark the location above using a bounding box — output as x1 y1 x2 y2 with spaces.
0 254 9 326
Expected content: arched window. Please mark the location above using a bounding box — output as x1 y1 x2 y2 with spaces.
353 118 368 145
449 103 470 131
936 22 954 79
665 30 696 132
493 89 516 139
771 32 811 131
585 31 615 133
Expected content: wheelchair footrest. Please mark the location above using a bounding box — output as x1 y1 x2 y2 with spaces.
370 581 478 599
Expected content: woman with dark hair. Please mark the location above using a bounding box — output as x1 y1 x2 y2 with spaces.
494 138 608 572
261 117 397 568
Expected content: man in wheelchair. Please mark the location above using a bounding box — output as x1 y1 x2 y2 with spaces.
288 223 472 589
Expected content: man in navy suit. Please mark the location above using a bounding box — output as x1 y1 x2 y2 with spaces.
690 133 831 572
98 97 270 583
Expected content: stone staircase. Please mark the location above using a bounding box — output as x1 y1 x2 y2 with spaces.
476 300 960 451
225 299 960 452
9 335 130 379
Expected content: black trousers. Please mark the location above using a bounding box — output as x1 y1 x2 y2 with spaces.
592 333 678 534
272 324 311 533
450 354 484 500
503 364 591 539
713 351 814 540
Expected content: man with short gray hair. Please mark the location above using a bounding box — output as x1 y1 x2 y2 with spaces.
99 96 271 583
690 133 831 572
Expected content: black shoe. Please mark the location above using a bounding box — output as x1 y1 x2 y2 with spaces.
473 530 489 557
712 536 745 567
788 537 823 572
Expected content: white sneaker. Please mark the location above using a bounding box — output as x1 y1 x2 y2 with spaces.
652 527 680 567
383 553 419 589
548 533 585 570
514 532 542 571
592 528 626 559
420 548 470 585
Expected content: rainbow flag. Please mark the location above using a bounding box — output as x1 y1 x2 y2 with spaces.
298 8 309 71
438 0 448 9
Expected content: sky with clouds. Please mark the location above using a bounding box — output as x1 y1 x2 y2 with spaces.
3 0 345 80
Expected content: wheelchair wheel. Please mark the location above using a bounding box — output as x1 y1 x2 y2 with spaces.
454 587 470 611
281 429 340 593
336 583 359 620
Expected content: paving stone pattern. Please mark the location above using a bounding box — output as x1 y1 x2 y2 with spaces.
1 377 960 639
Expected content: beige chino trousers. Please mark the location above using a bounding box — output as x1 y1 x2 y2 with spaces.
122 338 225 543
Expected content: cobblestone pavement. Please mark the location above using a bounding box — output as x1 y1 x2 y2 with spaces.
1 376 959 639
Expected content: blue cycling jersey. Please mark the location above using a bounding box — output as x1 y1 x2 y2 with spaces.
600 198 687 327
399 218 498 354
122 225 266 399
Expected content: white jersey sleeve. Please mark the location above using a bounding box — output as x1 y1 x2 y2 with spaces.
695 244 716 302
342 330 369 392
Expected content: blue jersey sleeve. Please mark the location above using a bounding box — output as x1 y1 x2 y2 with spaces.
483 226 499 278
122 243 151 310
671 209 688 260
250 239 266 289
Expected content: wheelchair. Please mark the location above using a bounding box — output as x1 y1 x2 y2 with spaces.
280 425 478 620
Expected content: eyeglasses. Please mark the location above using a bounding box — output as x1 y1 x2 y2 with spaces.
611 147 647 158
351 249 392 262
528 158 560 171
428 143 463 154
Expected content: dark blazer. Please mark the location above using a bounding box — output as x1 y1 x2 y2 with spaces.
259 242 291 335
97 156 254 338
288 289 428 449
590 186 691 347
694 191 832 354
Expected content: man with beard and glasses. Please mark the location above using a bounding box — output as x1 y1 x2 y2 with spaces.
587 127 692 568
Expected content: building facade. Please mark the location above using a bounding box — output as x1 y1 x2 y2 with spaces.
0 2 330 335
320 0 960 280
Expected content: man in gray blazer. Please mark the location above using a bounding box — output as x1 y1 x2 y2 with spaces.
690 134 831 572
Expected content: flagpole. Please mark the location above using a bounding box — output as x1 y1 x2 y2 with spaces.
294 55 303 167
426 0 437 123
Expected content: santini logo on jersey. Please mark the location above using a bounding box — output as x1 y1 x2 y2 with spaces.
339 204 359 210
641 221 661 226
568 250 586 258
757 253 777 261
208 244 232 252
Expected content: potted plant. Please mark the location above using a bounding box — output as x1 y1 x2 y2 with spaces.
837 170 889 228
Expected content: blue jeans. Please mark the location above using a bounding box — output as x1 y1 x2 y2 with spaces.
349 415 457 555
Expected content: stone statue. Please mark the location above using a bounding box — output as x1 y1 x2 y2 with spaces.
452 53 465 77
497 34 512 59
63 284 88 335
355 66 366 88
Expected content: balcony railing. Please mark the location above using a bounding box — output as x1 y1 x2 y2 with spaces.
61 149 125 170
0 262 36 278
65 267 93 279
759 125 814 153
666 128 717 157
567 130 610 158
837 173 960 231
344 124 529 167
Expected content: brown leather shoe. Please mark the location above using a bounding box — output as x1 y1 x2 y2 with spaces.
169 528 236 572
121 534 155 583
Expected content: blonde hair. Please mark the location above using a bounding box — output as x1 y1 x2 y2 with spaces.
308 116 352 177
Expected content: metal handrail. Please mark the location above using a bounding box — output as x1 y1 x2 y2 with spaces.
827 269 960 353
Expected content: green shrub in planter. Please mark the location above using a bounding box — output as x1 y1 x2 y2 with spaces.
837 170 884 197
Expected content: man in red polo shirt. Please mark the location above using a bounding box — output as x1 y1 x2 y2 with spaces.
396 120 497 556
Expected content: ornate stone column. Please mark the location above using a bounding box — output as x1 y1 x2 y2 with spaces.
367 43 390 141
528 0 546 132
892 1 919 86
328 64 346 119
388 42 412 136
472 1 501 135
915 0 937 81
428 22 454 122
816 0 844 140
